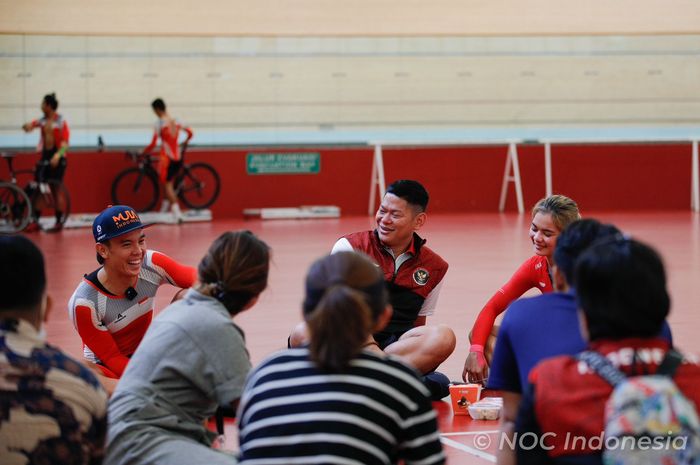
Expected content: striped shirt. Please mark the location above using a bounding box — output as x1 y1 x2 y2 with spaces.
237 348 445 465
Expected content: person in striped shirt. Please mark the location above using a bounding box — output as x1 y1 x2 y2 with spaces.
237 251 445 465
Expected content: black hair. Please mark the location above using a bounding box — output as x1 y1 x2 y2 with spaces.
303 252 388 372
553 219 620 285
574 236 669 341
151 98 166 112
96 239 109 265
43 93 58 111
0 236 46 312
386 180 429 212
197 230 270 316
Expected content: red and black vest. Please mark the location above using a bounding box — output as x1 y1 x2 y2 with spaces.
344 230 448 338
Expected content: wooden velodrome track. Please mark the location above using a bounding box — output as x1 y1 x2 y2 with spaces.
33 210 700 464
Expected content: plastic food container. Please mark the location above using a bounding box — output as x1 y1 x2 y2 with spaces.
467 397 503 421
449 383 482 416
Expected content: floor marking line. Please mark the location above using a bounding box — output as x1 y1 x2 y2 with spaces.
440 436 497 462
441 430 500 437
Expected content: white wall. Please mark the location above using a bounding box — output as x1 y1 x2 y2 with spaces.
1 0 699 36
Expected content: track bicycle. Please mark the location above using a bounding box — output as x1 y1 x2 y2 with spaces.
111 150 221 213
0 152 71 233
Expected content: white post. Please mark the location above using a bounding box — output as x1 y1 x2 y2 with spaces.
498 144 513 212
544 142 553 197
368 144 386 215
511 143 525 214
376 147 386 205
692 140 699 213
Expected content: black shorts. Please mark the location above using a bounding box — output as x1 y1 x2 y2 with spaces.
36 149 67 182
373 331 403 350
166 159 183 182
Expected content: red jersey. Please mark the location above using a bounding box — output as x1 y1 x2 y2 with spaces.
30 113 70 153
471 255 552 347
143 117 193 162
520 338 700 460
68 250 196 378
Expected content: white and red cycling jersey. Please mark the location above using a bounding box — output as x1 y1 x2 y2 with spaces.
28 113 70 154
143 117 193 162
68 250 196 378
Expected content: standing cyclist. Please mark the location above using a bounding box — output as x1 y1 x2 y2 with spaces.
22 93 69 232
142 98 193 222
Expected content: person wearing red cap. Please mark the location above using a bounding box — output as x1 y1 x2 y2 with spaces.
68 205 197 378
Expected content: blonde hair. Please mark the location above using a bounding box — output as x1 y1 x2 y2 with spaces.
532 195 580 231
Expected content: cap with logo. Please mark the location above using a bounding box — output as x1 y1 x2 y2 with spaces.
93 205 150 243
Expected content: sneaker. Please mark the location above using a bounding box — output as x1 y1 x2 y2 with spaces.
422 371 451 400
171 204 184 224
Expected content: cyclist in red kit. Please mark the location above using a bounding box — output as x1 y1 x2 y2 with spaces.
463 195 580 384
22 93 70 231
142 98 193 222
68 205 196 378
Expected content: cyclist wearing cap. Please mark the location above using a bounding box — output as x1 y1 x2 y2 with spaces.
68 205 196 378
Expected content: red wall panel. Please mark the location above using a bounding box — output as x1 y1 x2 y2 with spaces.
1 143 691 217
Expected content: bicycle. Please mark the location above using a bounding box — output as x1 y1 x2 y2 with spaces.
0 181 31 234
111 149 221 213
0 152 71 233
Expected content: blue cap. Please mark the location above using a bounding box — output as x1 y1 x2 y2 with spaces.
93 205 149 243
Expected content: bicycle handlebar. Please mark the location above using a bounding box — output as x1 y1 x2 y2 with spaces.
125 147 188 164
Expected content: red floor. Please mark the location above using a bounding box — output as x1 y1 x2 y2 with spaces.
29 211 700 464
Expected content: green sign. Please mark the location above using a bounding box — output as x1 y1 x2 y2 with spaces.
246 152 320 174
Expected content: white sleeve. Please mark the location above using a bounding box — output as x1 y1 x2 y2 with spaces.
331 238 353 254
418 279 444 317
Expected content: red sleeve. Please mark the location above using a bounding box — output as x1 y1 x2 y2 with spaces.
143 130 158 155
150 251 197 288
183 126 193 143
61 120 70 145
73 305 129 377
470 256 540 347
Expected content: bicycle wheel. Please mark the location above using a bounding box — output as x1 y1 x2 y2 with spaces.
112 167 160 212
177 162 220 209
31 181 71 230
0 182 31 234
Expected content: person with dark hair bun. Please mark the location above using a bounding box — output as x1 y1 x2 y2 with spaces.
290 179 456 399
21 92 70 231
512 237 700 464
238 251 445 465
106 230 270 465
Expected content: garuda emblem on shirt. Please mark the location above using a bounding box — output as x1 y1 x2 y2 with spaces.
413 268 429 285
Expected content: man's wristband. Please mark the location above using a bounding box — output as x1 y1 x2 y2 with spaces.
470 344 484 353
